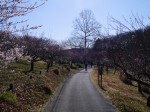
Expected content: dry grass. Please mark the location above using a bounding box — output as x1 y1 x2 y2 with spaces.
0 60 82 112
91 68 150 112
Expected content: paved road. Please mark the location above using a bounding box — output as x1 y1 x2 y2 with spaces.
46 68 118 112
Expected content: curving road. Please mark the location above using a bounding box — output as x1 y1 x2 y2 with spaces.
45 68 118 112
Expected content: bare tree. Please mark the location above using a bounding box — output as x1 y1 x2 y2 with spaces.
72 10 101 49
106 15 150 107
22 34 47 71
72 9 101 65
64 37 84 49
41 39 61 72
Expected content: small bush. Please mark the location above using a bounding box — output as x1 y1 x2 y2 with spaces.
141 85 150 94
17 59 29 65
63 64 68 68
66 67 70 71
76 64 83 68
119 73 132 85
53 69 59 75
70 65 77 69
35 61 46 70
43 86 52 95
0 92 17 105
62 64 70 71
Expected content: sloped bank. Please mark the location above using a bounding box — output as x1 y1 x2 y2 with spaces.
91 68 150 112
0 60 83 112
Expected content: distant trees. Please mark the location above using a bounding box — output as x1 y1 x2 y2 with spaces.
0 32 13 52
42 40 62 72
0 31 22 70
92 38 108 64
65 48 84 67
21 34 66 72
65 37 83 48
0 33 84 73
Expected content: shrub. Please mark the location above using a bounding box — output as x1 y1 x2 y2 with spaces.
66 67 70 71
43 86 52 95
0 92 17 105
17 59 29 65
63 64 68 68
53 69 59 75
141 85 150 94
119 72 132 85
76 64 83 68
70 65 77 69
62 64 70 71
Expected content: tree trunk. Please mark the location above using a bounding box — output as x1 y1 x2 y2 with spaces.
15 57 18 62
30 60 34 71
98 72 103 88
46 62 50 72
98 73 100 85
138 82 142 93
100 74 103 88
114 67 117 74
70 61 72 67
51 60 53 67
106 65 109 74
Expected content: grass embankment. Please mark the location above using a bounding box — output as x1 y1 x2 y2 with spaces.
0 59 83 112
92 68 150 112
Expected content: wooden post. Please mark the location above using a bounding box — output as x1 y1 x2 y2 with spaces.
98 72 100 85
100 74 102 88
98 64 103 88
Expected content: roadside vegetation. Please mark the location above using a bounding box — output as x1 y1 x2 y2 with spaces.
0 58 83 112
92 68 150 112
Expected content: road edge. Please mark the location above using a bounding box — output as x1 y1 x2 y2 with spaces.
43 69 83 112
43 75 72 112
89 68 120 112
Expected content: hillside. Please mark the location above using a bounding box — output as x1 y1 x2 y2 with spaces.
0 58 83 112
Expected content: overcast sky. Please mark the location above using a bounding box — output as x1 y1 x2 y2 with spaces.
19 0 150 42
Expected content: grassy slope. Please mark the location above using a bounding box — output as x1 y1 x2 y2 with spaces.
91 68 150 112
0 59 82 112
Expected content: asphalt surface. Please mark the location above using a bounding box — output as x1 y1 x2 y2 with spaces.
45 68 118 112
